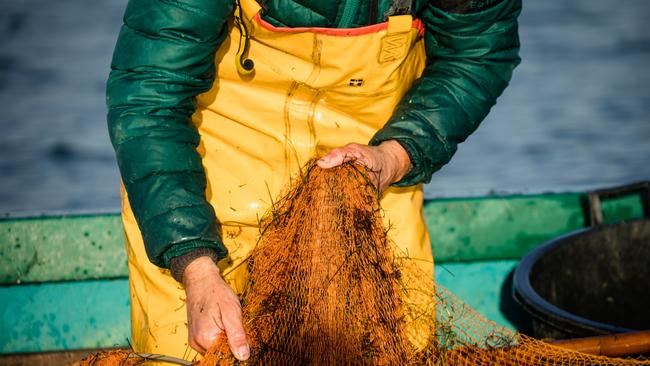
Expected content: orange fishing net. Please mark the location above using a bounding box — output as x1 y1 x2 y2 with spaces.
75 350 143 366
72 162 649 366
197 162 649 366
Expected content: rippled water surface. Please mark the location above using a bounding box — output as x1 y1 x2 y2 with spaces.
0 0 648 214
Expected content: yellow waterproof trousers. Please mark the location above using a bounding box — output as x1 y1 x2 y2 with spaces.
121 0 433 362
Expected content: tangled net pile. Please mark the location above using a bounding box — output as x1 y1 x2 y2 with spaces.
198 162 649 366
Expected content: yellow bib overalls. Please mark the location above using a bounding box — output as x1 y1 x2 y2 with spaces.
121 0 434 361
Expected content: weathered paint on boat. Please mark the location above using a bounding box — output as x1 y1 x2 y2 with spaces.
0 215 125 284
0 190 645 354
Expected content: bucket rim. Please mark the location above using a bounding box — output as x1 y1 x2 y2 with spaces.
512 219 649 336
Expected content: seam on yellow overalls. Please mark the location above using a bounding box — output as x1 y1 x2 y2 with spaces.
120 0 434 362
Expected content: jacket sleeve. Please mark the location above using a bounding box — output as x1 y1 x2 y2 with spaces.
106 0 235 268
370 0 521 186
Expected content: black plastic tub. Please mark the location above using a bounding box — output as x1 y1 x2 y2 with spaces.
513 218 650 340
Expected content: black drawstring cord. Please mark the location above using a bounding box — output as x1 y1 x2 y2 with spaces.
234 0 255 75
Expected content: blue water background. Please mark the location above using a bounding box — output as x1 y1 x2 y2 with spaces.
0 0 649 214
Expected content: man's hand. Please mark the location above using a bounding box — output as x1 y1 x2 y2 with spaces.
183 257 250 361
317 140 412 193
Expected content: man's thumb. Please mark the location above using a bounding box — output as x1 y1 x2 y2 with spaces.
226 327 250 361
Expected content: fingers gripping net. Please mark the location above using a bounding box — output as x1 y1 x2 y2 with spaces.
201 162 649 366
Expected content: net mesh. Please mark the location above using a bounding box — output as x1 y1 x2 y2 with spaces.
198 162 650 366
76 350 143 366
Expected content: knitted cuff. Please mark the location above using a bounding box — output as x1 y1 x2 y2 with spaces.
169 247 220 283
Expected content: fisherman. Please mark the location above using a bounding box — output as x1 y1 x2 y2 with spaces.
107 0 521 362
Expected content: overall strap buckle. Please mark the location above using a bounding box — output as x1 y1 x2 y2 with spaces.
379 15 413 63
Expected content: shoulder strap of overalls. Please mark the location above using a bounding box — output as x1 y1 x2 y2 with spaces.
385 0 415 35
240 0 262 19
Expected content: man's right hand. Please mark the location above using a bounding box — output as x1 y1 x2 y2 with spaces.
182 256 250 361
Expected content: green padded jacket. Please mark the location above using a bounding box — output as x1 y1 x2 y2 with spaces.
106 0 521 270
